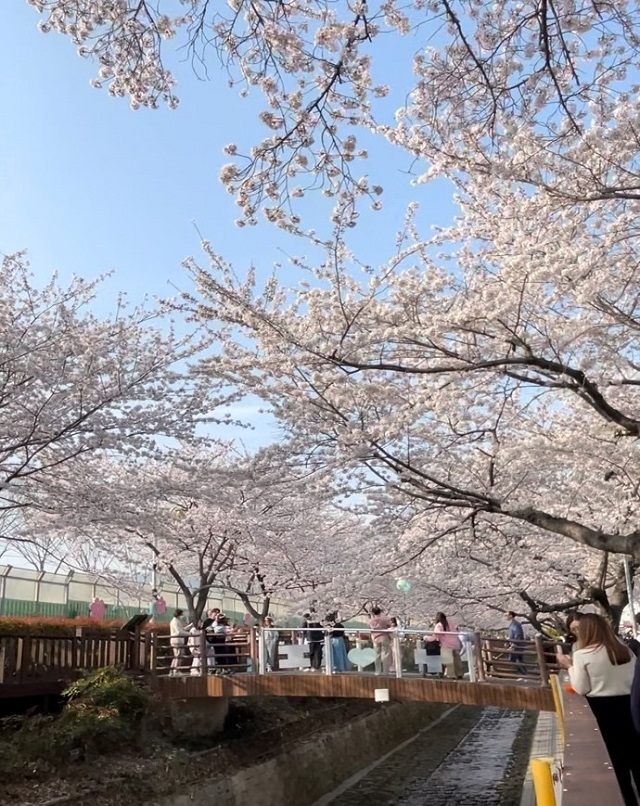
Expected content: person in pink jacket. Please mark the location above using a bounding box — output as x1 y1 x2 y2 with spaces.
427 612 464 679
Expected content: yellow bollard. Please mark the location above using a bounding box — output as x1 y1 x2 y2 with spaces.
531 758 557 806
549 674 566 746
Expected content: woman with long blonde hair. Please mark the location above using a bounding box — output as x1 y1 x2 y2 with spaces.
557 613 640 805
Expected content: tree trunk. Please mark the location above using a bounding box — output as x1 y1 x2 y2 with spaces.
602 564 629 634
232 591 271 623
193 579 212 622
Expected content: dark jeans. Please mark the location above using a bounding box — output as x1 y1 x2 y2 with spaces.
309 641 323 670
588 694 640 805
211 635 234 667
509 652 527 674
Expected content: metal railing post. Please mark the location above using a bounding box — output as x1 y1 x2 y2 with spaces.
549 674 566 745
465 635 477 683
530 758 557 806
355 636 364 672
258 628 267 675
249 626 258 675
393 631 402 678
324 632 333 676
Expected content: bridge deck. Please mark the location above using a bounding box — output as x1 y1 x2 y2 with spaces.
153 673 555 711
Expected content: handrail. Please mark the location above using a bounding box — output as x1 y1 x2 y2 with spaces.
0 628 563 685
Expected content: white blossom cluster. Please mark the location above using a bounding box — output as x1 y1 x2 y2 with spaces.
29 0 186 108
28 1 640 226
24 443 357 619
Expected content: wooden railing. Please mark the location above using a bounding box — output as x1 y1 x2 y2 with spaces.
0 629 255 685
478 636 562 683
0 629 561 687
152 632 253 676
0 631 156 684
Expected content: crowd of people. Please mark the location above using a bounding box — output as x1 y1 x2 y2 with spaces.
168 605 469 678
293 607 469 678
169 607 252 675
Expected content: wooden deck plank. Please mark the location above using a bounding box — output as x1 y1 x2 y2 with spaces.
563 698 624 806
152 673 555 711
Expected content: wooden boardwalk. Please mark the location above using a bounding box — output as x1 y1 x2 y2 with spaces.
153 673 555 711
563 697 624 806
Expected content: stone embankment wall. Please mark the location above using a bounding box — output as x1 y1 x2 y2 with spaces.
157 701 449 806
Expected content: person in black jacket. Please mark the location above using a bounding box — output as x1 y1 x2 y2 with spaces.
303 612 324 671
622 629 640 658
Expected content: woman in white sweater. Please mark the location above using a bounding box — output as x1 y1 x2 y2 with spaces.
557 613 640 806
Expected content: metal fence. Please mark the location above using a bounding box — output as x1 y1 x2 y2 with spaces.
0 564 290 623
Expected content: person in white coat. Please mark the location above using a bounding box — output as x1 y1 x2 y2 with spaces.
263 616 280 672
169 609 191 674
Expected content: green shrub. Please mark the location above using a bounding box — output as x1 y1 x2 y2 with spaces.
64 666 152 722
0 668 153 777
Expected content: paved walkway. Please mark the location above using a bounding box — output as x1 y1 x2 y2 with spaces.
519 710 561 806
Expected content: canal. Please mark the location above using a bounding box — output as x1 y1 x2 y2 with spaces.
314 706 535 806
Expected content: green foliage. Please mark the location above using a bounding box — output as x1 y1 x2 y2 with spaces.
64 666 151 721
0 668 153 779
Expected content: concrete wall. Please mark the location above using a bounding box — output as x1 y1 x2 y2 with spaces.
165 697 230 739
158 701 449 806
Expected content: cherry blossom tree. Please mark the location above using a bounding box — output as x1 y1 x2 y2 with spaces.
7 532 69 573
26 2 640 609
28 1 640 226
400 518 637 632
182 186 640 568
0 252 227 560
27 443 349 621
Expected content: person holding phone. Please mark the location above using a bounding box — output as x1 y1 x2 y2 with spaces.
556 613 640 805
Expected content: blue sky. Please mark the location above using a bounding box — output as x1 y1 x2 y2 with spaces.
1 4 266 306
1 4 457 309
0 5 459 452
